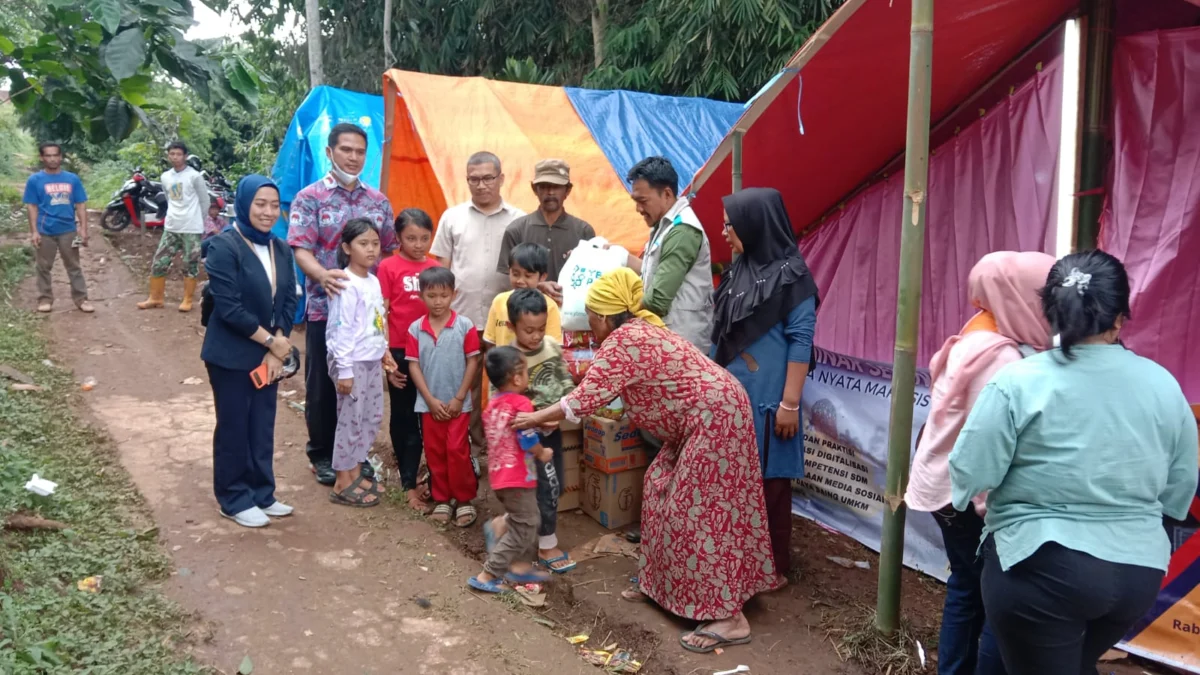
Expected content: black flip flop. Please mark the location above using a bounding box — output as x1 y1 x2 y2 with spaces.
679 625 752 654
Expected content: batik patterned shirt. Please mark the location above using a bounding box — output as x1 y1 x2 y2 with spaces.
287 174 397 321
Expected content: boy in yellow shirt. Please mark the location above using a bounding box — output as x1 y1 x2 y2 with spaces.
483 243 563 347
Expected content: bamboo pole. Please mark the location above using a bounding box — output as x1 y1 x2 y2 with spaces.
876 0 933 637
731 130 744 193
1075 0 1114 250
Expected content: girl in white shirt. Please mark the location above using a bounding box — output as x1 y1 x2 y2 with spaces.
326 218 397 507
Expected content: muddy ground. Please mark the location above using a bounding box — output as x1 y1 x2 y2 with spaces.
17 224 1168 675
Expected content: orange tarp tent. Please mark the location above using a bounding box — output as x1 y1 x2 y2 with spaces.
381 70 645 253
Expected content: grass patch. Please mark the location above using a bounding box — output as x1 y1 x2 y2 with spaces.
824 603 933 675
0 221 210 673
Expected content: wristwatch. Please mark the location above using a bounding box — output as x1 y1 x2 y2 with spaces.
264 335 275 348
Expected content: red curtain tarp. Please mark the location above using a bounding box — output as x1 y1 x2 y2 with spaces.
801 59 1062 365
690 0 1078 263
1100 27 1200 402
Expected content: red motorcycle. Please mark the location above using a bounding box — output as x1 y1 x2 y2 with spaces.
100 167 168 232
99 164 229 232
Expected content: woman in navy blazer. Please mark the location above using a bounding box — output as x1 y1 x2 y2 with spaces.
202 175 298 528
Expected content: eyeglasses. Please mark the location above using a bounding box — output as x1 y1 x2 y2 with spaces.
467 175 499 187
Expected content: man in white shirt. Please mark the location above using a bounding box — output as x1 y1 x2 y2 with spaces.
137 140 210 312
430 151 524 451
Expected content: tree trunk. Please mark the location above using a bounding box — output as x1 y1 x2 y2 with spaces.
591 0 607 68
383 0 395 72
305 0 324 87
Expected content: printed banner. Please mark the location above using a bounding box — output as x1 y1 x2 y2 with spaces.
1118 405 1200 673
791 347 949 580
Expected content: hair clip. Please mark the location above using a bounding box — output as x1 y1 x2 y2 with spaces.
1062 268 1091 295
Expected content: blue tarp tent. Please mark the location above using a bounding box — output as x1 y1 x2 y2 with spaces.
270 86 385 321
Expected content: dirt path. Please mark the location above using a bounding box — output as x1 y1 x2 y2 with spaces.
21 231 589 675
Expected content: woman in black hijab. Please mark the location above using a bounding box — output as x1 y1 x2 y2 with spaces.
713 187 819 582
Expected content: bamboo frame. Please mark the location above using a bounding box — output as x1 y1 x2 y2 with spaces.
876 0 934 637
1075 0 1114 250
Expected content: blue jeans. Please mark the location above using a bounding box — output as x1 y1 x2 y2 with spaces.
933 506 1007 675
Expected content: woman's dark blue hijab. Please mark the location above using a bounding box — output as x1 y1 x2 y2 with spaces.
234 174 279 246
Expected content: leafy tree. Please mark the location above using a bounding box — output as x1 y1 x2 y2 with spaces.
590 0 844 100
0 0 268 145
221 0 842 101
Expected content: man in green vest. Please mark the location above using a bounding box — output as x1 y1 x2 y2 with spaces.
623 156 714 354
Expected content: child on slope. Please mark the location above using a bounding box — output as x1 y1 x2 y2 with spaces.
493 289 578 573
377 208 439 512
470 346 554 593
406 266 481 527
483 243 564 349
326 218 396 507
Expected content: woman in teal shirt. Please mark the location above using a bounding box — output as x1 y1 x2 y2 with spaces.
711 187 819 583
949 250 1198 675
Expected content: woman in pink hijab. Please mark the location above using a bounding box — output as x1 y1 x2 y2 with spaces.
905 251 1055 675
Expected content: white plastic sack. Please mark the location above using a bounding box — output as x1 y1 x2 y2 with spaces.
559 237 629 331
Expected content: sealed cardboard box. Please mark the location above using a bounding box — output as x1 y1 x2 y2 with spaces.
583 416 647 474
558 447 582 512
580 465 645 529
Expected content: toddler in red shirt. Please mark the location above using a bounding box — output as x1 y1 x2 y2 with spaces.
377 208 440 512
469 346 553 593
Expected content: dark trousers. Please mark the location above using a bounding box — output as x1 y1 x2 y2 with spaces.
763 478 794 576
536 430 564 541
388 348 423 489
932 507 1007 675
207 363 277 515
982 537 1163 675
303 320 338 466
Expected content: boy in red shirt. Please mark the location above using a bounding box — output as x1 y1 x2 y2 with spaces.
469 346 553 593
377 209 439 512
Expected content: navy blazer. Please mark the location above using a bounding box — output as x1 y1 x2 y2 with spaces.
201 228 298 372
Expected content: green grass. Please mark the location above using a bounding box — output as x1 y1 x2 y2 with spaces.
0 210 210 674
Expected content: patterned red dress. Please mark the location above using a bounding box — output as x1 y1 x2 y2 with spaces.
564 319 781 620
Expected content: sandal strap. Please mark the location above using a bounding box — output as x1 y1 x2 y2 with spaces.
432 503 453 515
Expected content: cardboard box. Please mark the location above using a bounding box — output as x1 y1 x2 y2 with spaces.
580 465 645 529
583 416 647 474
558 447 582 512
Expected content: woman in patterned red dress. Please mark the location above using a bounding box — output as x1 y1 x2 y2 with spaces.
514 268 780 653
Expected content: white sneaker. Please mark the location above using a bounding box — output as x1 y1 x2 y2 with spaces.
262 501 294 518
221 506 270 528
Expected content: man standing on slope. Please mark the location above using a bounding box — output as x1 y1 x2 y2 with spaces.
495 159 595 304
624 156 714 354
430 151 525 454
137 140 210 312
288 123 397 486
24 141 94 314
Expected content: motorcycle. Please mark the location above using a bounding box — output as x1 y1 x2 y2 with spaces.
100 165 232 231
100 167 168 232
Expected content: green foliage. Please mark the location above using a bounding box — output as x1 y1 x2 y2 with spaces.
0 104 36 181
0 0 268 145
79 158 134 208
0 240 208 674
221 0 843 101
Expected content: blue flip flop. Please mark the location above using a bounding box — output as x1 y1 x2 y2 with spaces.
467 576 508 594
538 554 577 574
504 570 552 584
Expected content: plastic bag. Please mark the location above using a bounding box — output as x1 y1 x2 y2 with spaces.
560 237 629 331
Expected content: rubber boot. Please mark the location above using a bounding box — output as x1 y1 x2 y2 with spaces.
178 277 197 312
137 277 166 310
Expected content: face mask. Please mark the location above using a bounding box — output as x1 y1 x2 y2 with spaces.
327 150 360 185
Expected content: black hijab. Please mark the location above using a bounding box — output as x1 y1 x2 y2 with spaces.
711 187 819 367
